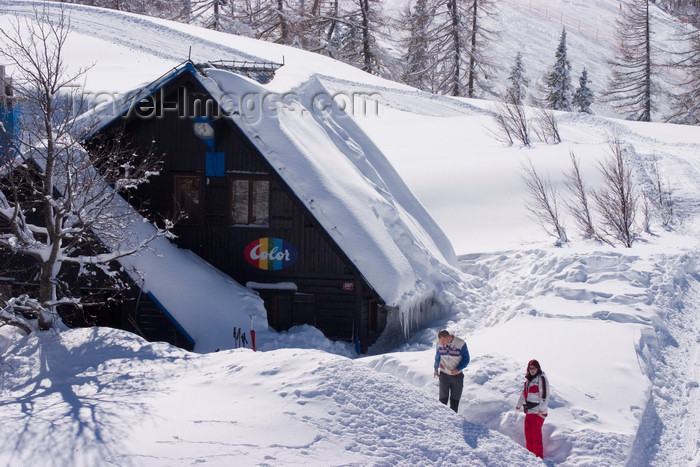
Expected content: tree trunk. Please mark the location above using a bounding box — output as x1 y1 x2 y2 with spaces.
360 0 372 73
467 0 478 98
449 0 461 96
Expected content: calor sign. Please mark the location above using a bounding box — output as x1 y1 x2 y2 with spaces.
244 237 298 271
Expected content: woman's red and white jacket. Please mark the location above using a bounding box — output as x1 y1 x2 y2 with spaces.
517 372 549 415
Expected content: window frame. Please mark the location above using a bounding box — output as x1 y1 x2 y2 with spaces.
173 174 203 225
229 175 270 227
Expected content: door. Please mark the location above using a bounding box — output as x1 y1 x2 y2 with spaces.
255 289 315 332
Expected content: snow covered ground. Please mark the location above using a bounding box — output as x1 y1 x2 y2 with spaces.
1 1 700 465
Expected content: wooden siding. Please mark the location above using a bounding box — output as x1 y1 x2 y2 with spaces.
89 67 386 352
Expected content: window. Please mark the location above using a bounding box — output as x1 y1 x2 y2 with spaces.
230 178 269 226
174 175 201 224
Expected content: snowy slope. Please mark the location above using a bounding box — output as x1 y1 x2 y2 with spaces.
1 1 700 466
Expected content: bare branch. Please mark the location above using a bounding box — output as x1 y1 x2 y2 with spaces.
592 137 639 247
563 151 597 239
0 4 171 329
489 91 532 147
533 107 561 144
521 158 568 244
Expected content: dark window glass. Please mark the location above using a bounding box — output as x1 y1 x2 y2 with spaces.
231 178 269 226
174 175 201 224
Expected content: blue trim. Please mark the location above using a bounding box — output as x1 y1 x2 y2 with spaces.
205 151 225 176
194 115 216 151
0 101 22 163
145 291 196 347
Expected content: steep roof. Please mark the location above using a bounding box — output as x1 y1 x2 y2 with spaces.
84 62 464 337
194 66 461 309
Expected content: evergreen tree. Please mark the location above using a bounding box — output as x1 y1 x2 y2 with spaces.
507 51 529 104
573 68 595 114
605 0 654 122
544 27 573 111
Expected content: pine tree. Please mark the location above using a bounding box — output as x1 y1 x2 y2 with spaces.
605 0 654 122
573 68 595 114
544 27 573 111
507 51 529 104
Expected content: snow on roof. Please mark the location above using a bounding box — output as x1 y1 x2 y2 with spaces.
192 66 464 311
81 62 467 349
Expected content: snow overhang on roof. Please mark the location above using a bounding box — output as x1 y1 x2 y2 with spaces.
83 62 464 314
193 66 462 310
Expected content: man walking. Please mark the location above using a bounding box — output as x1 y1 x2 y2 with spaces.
433 329 470 412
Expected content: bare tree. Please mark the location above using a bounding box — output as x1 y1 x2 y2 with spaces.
563 151 596 239
522 158 568 244
404 0 498 97
593 137 639 247
398 0 437 92
668 13 700 125
464 0 499 98
641 193 652 233
605 0 655 121
533 107 561 144
649 154 674 227
0 5 170 333
489 89 532 147
296 0 341 56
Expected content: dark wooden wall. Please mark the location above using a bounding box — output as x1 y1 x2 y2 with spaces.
96 68 387 351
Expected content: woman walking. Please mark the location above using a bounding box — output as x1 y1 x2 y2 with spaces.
516 359 549 458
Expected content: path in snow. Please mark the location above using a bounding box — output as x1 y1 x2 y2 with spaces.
645 268 700 466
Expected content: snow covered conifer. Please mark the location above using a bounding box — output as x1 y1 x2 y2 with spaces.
507 51 529 104
544 27 573 111
573 68 595 114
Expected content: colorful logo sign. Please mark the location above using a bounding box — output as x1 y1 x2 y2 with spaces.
244 237 298 271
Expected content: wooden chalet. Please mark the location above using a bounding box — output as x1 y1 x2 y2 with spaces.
85 61 458 353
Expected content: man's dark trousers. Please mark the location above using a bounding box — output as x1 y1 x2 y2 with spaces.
439 372 464 412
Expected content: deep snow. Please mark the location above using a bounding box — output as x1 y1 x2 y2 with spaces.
1 0 700 466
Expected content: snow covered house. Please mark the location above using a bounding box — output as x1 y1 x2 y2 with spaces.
84 61 461 353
